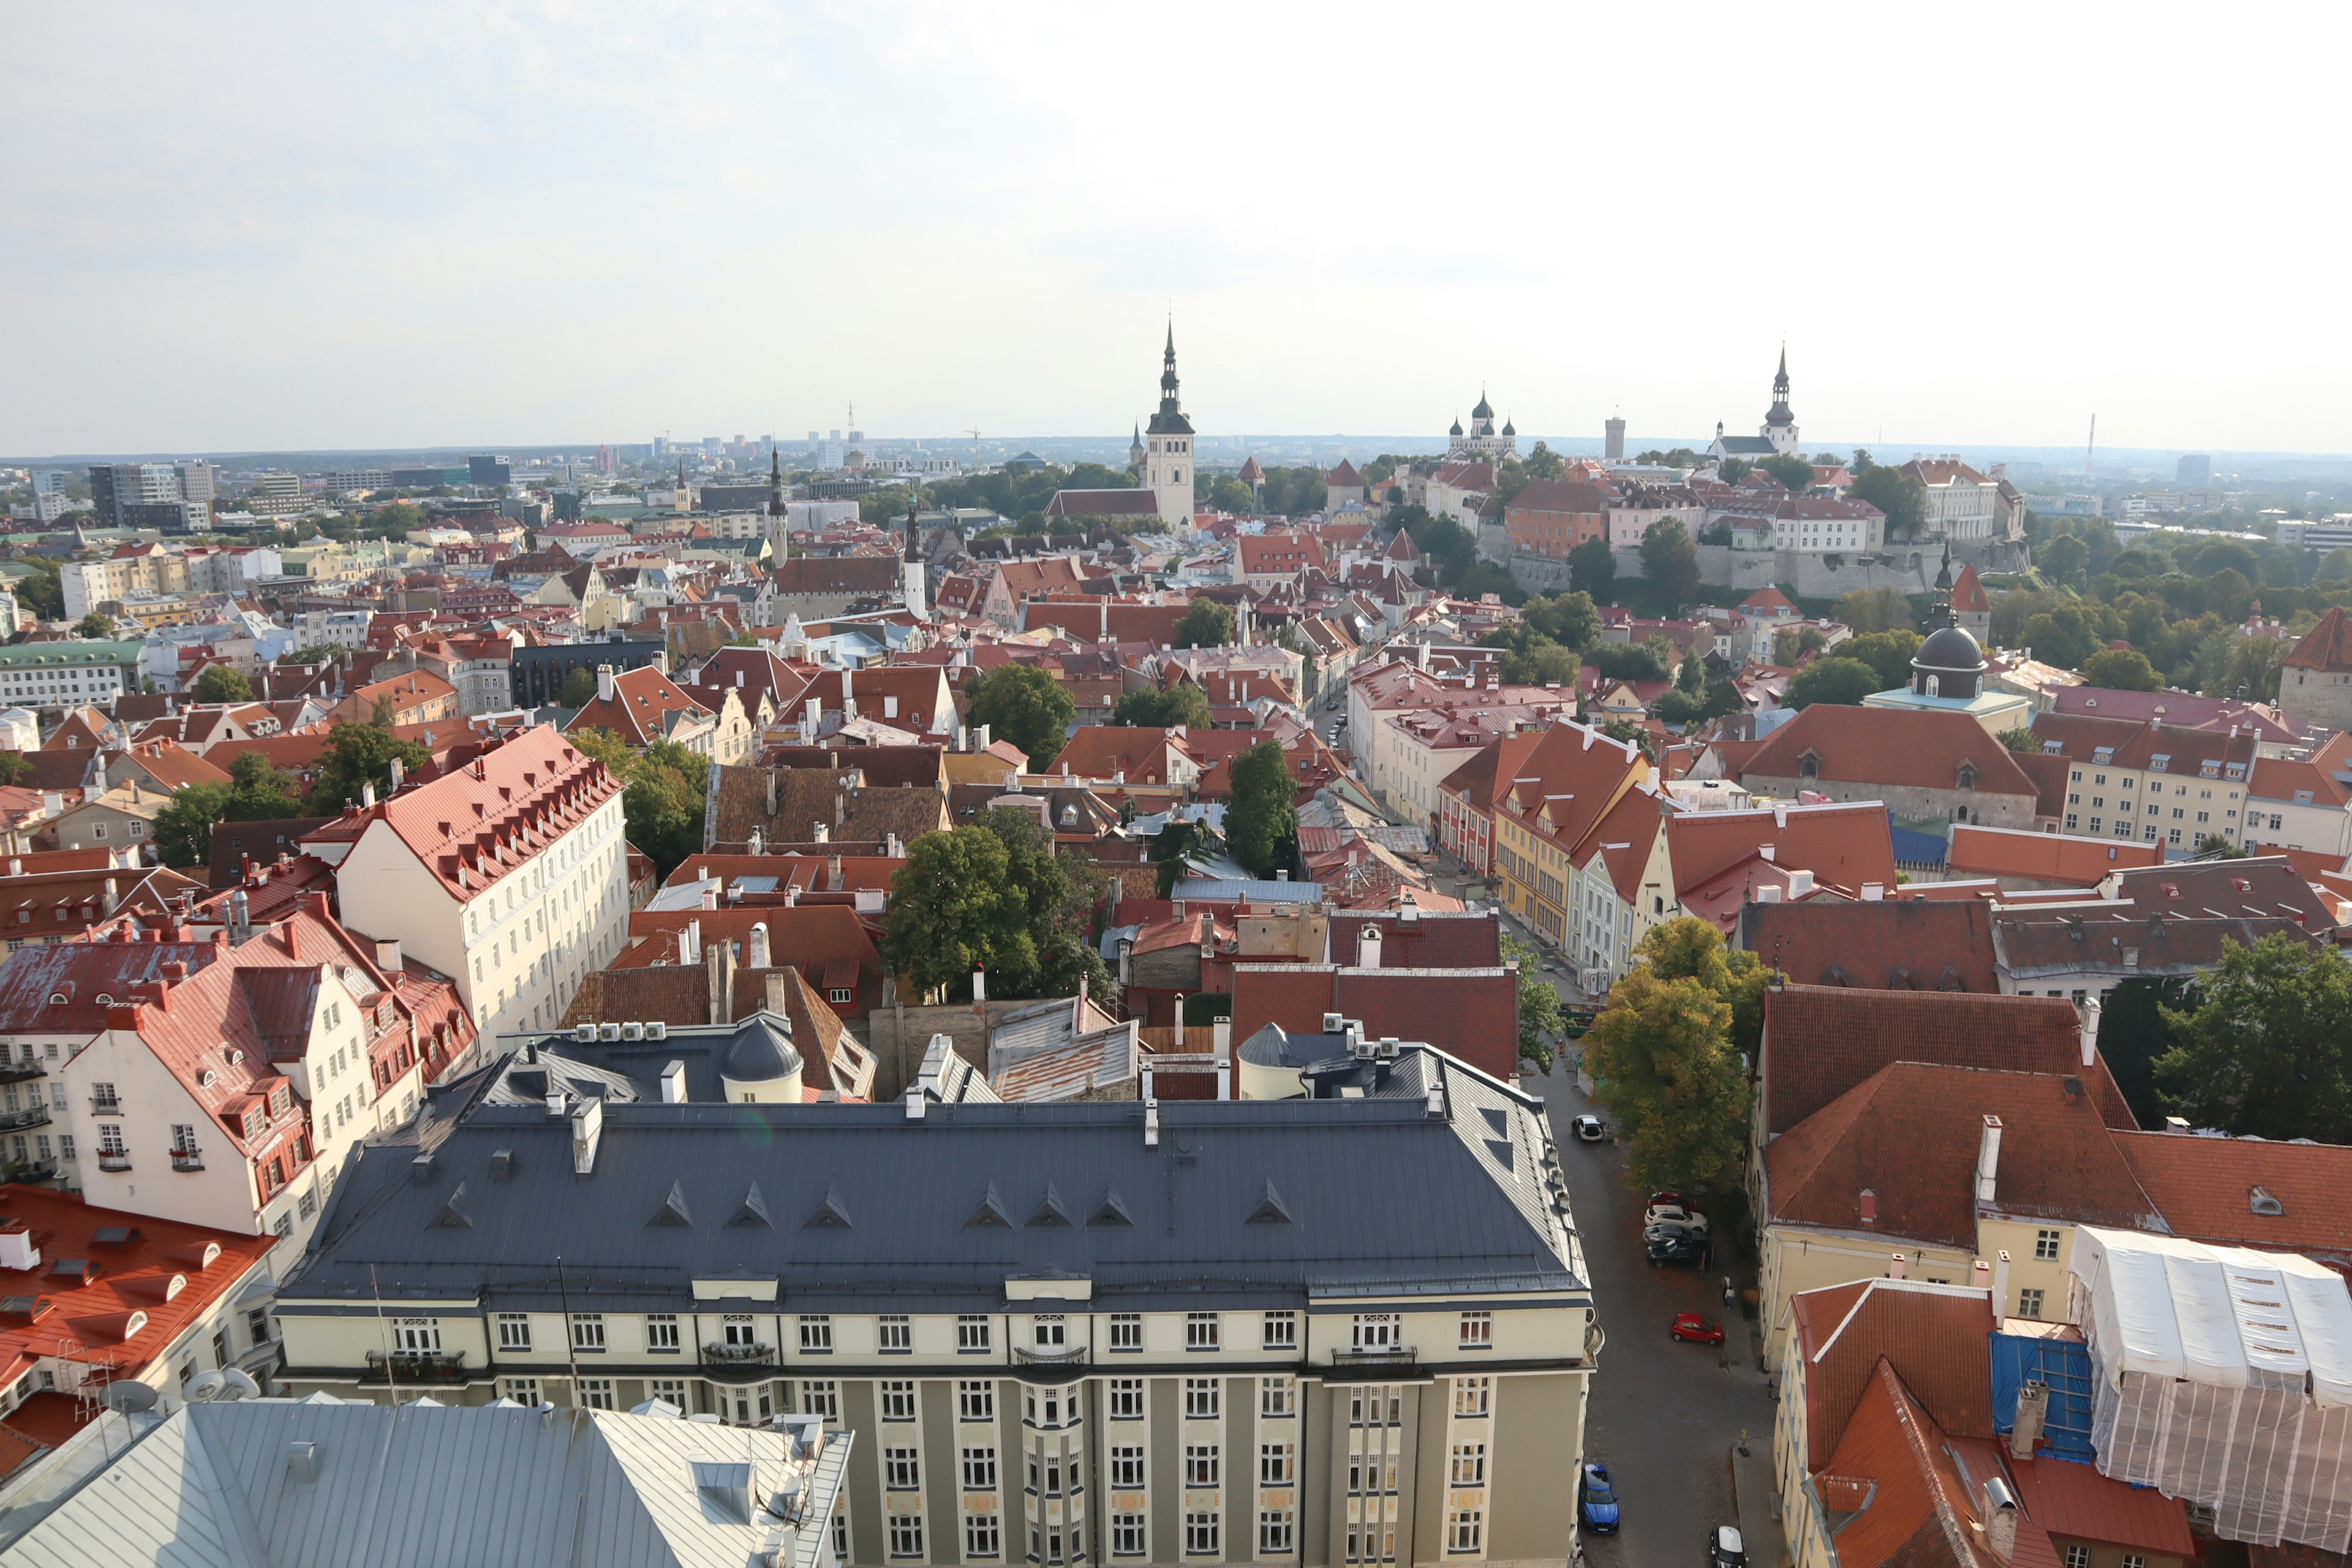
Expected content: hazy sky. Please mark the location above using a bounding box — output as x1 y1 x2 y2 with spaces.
6 2 2346 456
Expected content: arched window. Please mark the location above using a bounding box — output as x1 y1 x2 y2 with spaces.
1924 675 1941 698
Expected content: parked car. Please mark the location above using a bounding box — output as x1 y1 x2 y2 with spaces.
1710 1526 1747 1568
1648 1231 1709 1268
1647 1189 1688 1210
1644 1203 1709 1234
1572 1114 1607 1143
1578 1462 1620 1534
1670 1312 1726 1345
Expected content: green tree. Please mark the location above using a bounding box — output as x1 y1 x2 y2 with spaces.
1838 628 1923 690
1523 591 1602 650
1996 727 2038 752
1175 597 1235 649
559 666 599 707
1578 918 1757 1189
1674 652 1705 695
74 613 113 639
1836 587 1915 635
1638 518 1700 605
2080 647 2162 690
2318 548 2352 584
967 663 1077 771
153 783 233 869
565 728 709 875
11 568 62 622
1205 476 1255 514
1783 656 1881 709
2192 833 2249 859
881 809 1113 1005
1773 626 1828 666
2216 636 2285 702
1496 638 1578 687
1501 931 1566 1072
1223 739 1298 879
2039 535 2091 589
2019 602 2102 668
192 665 256 703
1522 442 1565 480
1718 458 1752 484
1113 685 1212 730
1600 717 1656 761
0 753 26 788
1150 813 1211 897
1567 537 1616 601
1588 639 1673 682
1759 453 1815 492
1850 464 1925 540
2154 935 2352 1143
309 722 432 812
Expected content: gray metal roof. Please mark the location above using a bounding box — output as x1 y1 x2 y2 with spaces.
0 1397 850 1568
285 1095 1582 1314
1172 877 1326 903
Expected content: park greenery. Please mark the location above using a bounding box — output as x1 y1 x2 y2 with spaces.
2154 935 2352 1144
1501 930 1567 1072
1112 684 1212 730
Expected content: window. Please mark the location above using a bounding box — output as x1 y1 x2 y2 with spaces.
1112 1512 1145 1557
1454 1376 1491 1417
1185 1445 1219 1487
966 1516 1000 1558
880 1314 912 1352
2017 1287 2046 1319
1184 1378 1219 1419
1352 1313 1399 1352
570 1313 605 1351
963 1446 998 1489
2034 1228 2062 1261
1260 1512 1295 1554
723 1314 758 1347
1185 1312 1219 1350
1450 1443 1487 1484
888 1515 924 1558
503 1376 541 1404
578 1378 614 1410
1459 1311 1493 1348
1260 1442 1293 1485
647 1313 679 1351
959 1380 996 1422
2064 1549 2092 1568
247 1307 273 1347
1261 1310 1297 1350
1110 1446 1145 1488
2122 1556 2146 1568
1108 1378 1144 1419
1033 1313 1066 1349
881 1380 917 1420
391 1319 440 1353
497 1313 533 1351
1185 1512 1219 1556
799 1380 839 1420
958 1314 992 1352
1447 1509 1483 1554
798 1314 832 1352
885 1446 921 1488
650 1378 688 1407
1109 1312 1142 1351
1261 1376 1295 1417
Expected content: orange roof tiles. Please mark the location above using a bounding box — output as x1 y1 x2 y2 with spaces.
1944 824 2162 883
2285 606 2352 672
1789 1278 1997 1471
1743 899 1999 992
2115 1129 2352 1261
1741 706 2040 797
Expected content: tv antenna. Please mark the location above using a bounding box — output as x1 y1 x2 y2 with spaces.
2086 413 2097 477
966 428 982 470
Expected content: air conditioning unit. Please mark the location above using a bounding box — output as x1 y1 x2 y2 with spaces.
1377 1037 1400 1058
573 1025 597 1044
598 1023 621 1042
646 1022 667 1041
620 1022 645 1042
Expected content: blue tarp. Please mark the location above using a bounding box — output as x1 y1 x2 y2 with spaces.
1989 1332 2097 1463
1887 816 1951 867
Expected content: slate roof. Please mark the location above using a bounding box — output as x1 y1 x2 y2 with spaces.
283 1096 1584 1315
772 556 900 596
704 764 948 850
1742 899 1999 992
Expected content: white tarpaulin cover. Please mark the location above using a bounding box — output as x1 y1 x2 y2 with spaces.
2070 1227 2352 1549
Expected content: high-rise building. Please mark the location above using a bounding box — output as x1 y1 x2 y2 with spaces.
2177 453 2212 486
467 453 512 488
1604 415 1626 461
86 463 184 527
173 458 217 502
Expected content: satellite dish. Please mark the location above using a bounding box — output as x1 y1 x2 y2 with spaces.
184 1370 229 1403
222 1368 262 1401
100 1381 159 1414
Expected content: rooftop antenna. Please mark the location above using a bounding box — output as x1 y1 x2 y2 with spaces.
966 428 982 470
2086 413 2097 477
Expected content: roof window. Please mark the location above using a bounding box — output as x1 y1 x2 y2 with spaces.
2225 763 2247 780
2042 741 2065 755
2149 755 2170 772
2199 760 2221 778
2250 1185 2285 1216
2092 747 2115 764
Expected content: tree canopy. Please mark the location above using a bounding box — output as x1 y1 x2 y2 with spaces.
1501 931 1566 1072
1638 518 1701 606
1223 739 1298 880
1782 655 1882 709
310 723 432 813
2155 935 2352 1143
1578 918 1759 1189
1758 453 1815 492
566 728 708 875
192 665 255 703
152 751 313 870
1849 458 1924 539
966 663 1076 770
1112 684 1212 730
2079 647 2162 691
882 809 1114 1006
1174 597 1235 650
1567 537 1616 601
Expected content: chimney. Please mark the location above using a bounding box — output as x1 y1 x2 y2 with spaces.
906 1087 925 1120
2010 1382 2049 1461
2163 1115 2192 1134
1358 924 1384 968
1888 1253 1906 1280
747 922 771 970
1861 882 1885 901
1973 1258 1992 1293
597 664 616 703
708 936 737 1026
1976 1115 2003 1205
766 771 778 816
764 972 790 1017
971 963 986 1003
1174 998 1186 1049
374 938 403 973
660 1060 686 1104
1993 1249 2012 1313
2079 995 2101 1066
0 1219 40 1272
1858 1188 1877 1224
1981 1476 2019 1564
570 1095 603 1174
1144 1098 1159 1148
361 781 376 810
102 877 118 915
1786 868 1814 898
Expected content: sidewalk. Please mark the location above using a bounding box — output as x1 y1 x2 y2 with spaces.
1730 1438 1789 1568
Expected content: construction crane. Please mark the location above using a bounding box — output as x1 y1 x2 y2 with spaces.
966 428 982 472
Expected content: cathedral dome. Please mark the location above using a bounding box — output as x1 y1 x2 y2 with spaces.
1449 416 1464 437
1911 624 1986 700
1501 417 1516 437
1471 393 1494 420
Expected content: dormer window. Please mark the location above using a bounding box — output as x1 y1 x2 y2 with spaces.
1798 752 1820 780
2092 747 2115 765
2043 741 2065 755
2149 755 2170 772
1956 765 1977 791
2225 763 2247 781
2200 760 2221 778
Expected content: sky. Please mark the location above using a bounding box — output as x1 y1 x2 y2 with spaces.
4 2 2347 458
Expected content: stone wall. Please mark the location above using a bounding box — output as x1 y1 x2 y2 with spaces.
1606 535 2031 603
1507 549 1576 593
1738 774 2037 831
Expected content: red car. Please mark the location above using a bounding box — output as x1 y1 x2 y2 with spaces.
1671 1312 1725 1346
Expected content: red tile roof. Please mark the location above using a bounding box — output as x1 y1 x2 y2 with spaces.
1986 1438 2198 1556
1950 563 1991 615
1944 824 2162 883
563 663 708 745
1667 802 1899 902
1760 985 2135 1139
2285 606 2352 672
1812 1360 2002 1568
1765 1063 2163 1248
2115 1129 2352 1262
1743 899 1999 992
1788 1278 1997 1471
1740 706 2038 797
1325 911 1500 969
1229 963 1519 1080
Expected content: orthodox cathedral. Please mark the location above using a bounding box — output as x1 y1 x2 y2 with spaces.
1446 393 1517 461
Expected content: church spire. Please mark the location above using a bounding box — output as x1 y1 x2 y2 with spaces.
1774 342 1790 398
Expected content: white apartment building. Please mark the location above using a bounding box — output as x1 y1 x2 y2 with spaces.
0 641 137 710
303 725 632 1046
1769 497 1885 554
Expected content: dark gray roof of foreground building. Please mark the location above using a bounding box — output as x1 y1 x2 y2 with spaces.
284 1096 1583 1315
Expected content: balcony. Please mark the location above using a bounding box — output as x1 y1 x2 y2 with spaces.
703 1341 776 1366
0 1159 56 1185
361 1349 468 1385
0 1107 50 1134
1013 1344 1091 1368
96 1153 132 1172
0 1061 45 1085
170 1148 205 1173
88 1097 122 1117
1330 1344 1417 1368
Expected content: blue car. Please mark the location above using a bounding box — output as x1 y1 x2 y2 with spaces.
1580 1461 1620 1534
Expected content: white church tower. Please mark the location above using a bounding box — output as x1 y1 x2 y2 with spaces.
1144 324 1196 527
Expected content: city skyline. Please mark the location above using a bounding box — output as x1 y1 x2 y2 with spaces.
5 4 2348 455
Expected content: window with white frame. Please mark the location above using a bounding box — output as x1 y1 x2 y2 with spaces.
2063 1549 2090 1568
1033 1313 1066 1349
1261 1376 1295 1417
1450 1443 1487 1485
799 1379 840 1420
723 1314 758 1348
881 1379 917 1420
1261 1310 1297 1349
1453 1376 1491 1417
1112 1512 1145 1557
570 1313 605 1351
1260 1442 1294 1485
578 1378 614 1410
2035 1228 2062 1261
966 1516 1000 1558
1183 1378 1219 1419
646 1313 679 1351
1459 1310 1492 1348
2018 1287 2046 1319
1109 1378 1144 1419
888 1515 924 1558
885 1446 921 1488
502 1376 540 1404
958 1314 992 1352
1352 1312 1400 1351
496 1313 532 1351
959 1380 996 1422
1110 1445 1145 1488
1185 1512 1219 1556
1107 1312 1142 1351
1184 1444 1219 1487
649 1378 688 1408
1259 1512 1295 1555
798 1314 832 1352
962 1446 998 1489
1447 1509 1483 1553
391 1319 439 1352
1185 1312 1219 1350
880 1314 911 1352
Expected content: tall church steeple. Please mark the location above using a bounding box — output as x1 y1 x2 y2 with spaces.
1762 344 1799 456
1143 320 1196 528
767 447 788 562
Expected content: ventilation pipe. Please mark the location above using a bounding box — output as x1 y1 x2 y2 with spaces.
748 922 771 970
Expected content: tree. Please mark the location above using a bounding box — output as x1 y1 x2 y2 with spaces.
2080 647 2162 691
1838 628 1923 690
2192 833 2249 859
1205 476 1255 514
1587 639 1673 683
1494 638 1578 687
1836 587 1915 635
1113 685 1212 730
0 753 25 788
2154 935 2352 1143
559 666 599 707
1150 813 1210 897
154 783 234 870
967 663 1076 771
1638 518 1700 605
1223 739 1298 880
192 665 255 703
1174 597 1235 649
1501 931 1566 1071
2318 548 2352 584
2216 635 2285 703
1772 626 1828 665
1674 652 1705 695
309 722 432 812
1522 442 1564 481
1717 458 1752 484
1996 727 2038 752
881 810 1114 1006
11 568 62 622
1850 464 1925 540
1600 717 1656 761
1578 918 1757 1189
1523 591 1602 650
2038 535 2091 590
74 613 113 640
1568 537 1616 601
1783 656 1881 709
564 728 708 876
1759 453 1815 492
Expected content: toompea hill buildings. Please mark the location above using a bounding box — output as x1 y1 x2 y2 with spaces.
273 1083 1596 1568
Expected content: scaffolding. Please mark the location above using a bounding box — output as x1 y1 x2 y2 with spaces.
2070 1227 2352 1551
